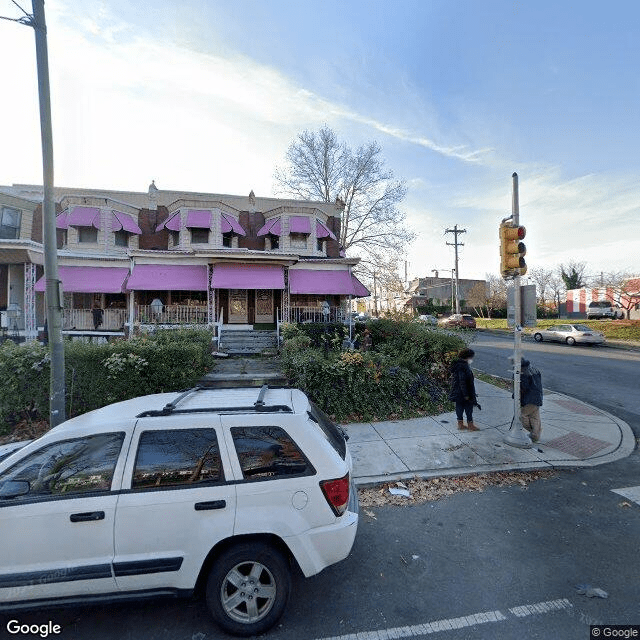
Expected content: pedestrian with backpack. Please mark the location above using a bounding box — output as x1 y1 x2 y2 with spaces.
520 357 543 442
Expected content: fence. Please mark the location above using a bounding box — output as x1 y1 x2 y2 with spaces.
63 308 127 331
136 304 208 325
290 306 345 324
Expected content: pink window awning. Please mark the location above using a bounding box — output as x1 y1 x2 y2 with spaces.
289 269 370 297
126 264 208 291
220 212 246 236
111 211 142 234
156 212 181 232
211 263 285 289
68 206 100 228
34 266 129 294
185 209 212 228
256 217 281 236
316 219 337 241
289 216 311 234
55 211 69 229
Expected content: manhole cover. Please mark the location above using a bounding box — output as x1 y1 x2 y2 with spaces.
545 431 611 457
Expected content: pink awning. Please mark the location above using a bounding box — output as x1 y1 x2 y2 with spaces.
257 217 281 236
56 211 69 229
126 264 208 291
185 209 212 228
220 212 246 236
156 213 181 232
68 206 100 228
111 211 142 234
289 269 370 297
289 216 311 234
34 266 129 294
316 219 337 241
211 263 285 289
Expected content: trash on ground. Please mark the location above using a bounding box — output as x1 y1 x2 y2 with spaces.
576 585 609 599
389 487 411 497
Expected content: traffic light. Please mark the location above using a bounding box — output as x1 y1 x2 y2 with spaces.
500 222 527 278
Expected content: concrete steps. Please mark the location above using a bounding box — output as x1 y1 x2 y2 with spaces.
219 330 278 355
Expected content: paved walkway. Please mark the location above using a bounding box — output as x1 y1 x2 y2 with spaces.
344 380 635 485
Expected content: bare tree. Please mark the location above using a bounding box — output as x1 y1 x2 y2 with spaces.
547 274 566 314
528 267 555 308
602 272 640 320
467 281 488 317
485 273 508 318
274 126 414 257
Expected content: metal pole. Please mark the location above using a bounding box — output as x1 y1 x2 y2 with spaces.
451 269 455 313
504 172 531 449
373 271 378 317
453 226 460 313
32 0 65 426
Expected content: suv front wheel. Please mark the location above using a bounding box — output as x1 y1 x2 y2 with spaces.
206 542 291 636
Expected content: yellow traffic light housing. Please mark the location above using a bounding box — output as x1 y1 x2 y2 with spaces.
500 222 527 278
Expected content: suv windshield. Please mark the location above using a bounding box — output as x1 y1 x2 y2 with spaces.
589 301 611 308
308 402 347 460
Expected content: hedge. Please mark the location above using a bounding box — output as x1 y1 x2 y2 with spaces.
0 328 215 435
279 320 467 421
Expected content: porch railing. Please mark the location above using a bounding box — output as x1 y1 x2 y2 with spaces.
290 306 345 324
63 308 127 331
135 304 208 325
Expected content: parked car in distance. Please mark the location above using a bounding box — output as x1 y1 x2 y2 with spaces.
533 324 605 346
439 314 477 329
0 386 358 637
586 300 624 319
418 314 438 325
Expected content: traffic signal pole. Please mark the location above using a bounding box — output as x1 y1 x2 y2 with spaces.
504 173 532 449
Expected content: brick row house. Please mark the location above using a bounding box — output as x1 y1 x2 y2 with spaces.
0 183 369 341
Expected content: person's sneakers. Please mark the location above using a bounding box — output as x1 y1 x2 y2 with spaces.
457 420 467 430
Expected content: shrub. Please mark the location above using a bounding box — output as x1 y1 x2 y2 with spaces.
0 329 215 435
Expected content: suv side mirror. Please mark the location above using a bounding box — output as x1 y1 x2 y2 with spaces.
0 480 30 499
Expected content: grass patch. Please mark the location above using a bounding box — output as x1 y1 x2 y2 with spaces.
473 369 512 391
475 317 640 341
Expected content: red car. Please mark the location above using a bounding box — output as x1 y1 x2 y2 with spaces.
439 314 477 329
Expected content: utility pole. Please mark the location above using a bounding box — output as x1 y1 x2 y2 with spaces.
504 173 531 449
445 224 466 313
3 1 67 425
373 271 379 316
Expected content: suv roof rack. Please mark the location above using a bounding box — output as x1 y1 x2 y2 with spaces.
136 384 293 418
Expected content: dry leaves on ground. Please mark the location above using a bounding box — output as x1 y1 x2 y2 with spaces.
358 470 557 508
0 419 50 445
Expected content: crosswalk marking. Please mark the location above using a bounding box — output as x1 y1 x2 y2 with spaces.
612 485 640 506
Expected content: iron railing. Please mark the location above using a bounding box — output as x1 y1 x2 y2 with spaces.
63 308 127 331
290 306 345 324
135 304 208 325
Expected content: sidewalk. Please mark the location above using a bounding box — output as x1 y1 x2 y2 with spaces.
344 380 636 486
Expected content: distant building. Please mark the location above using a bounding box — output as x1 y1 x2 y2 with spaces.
566 283 640 320
404 275 488 314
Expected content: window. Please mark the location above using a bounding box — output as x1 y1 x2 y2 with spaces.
114 230 129 247
290 233 307 249
132 429 223 489
308 402 346 459
231 426 312 480
78 227 98 243
0 433 125 500
191 228 209 244
0 206 21 239
170 230 180 247
222 233 232 248
269 235 279 250
317 238 324 252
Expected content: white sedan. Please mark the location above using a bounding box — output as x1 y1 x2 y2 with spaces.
532 324 605 346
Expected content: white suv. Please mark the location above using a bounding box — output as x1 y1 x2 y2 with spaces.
0 385 358 636
586 300 623 319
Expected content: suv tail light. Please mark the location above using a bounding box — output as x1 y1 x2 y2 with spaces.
320 473 350 516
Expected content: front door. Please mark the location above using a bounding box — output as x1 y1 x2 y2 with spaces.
255 290 273 323
228 289 248 323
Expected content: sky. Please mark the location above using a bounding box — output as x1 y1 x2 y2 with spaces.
1 0 639 282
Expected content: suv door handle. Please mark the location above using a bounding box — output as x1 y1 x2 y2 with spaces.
194 500 226 511
70 511 105 522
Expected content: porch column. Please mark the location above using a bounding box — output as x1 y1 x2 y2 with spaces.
128 290 135 339
283 266 290 322
23 262 37 342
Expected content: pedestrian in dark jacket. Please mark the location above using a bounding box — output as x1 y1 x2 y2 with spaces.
449 348 479 431
520 358 543 442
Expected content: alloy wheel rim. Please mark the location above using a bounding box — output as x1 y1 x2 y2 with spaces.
221 561 277 624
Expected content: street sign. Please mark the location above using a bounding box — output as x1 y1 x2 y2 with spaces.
507 284 537 327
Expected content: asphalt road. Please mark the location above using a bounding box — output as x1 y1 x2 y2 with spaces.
470 331 640 437
2 332 638 640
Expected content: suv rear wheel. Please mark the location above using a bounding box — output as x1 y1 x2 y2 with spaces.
206 542 291 636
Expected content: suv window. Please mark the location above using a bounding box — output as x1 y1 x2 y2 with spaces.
0 433 124 500
589 301 611 308
231 426 313 480
132 429 223 489
308 402 347 459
